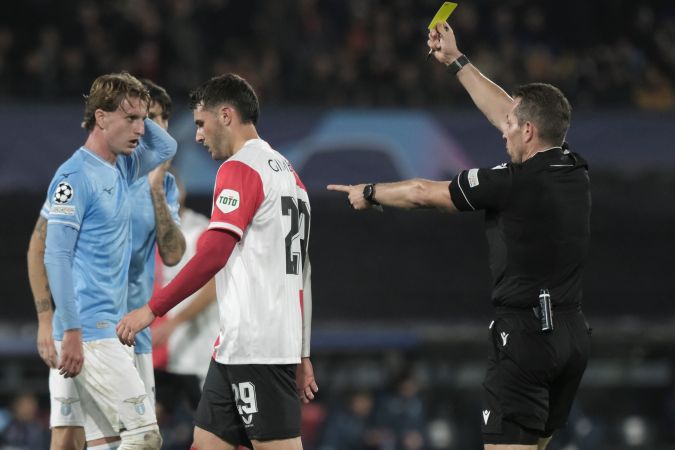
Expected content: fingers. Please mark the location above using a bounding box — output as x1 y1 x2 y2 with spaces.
326 184 351 193
58 353 83 378
435 21 450 34
38 343 57 368
115 322 136 346
297 379 319 404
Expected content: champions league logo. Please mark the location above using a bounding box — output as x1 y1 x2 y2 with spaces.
54 181 74 204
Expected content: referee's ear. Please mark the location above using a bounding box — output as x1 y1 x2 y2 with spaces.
522 120 536 144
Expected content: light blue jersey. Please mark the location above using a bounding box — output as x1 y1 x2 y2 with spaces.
43 119 177 342
127 174 181 354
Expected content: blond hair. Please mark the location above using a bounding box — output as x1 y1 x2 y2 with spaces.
81 72 150 131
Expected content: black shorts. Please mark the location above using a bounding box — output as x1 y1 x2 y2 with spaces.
194 360 300 448
481 307 591 444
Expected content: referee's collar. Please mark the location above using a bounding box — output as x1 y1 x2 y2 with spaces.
525 146 563 162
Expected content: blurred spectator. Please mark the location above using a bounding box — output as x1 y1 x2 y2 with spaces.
318 390 381 450
373 373 427 450
0 392 49 450
1 0 674 109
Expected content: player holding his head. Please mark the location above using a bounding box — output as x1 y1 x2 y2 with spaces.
117 73 318 450
29 72 176 450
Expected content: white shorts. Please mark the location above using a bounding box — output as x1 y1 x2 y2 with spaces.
133 352 155 406
49 367 85 428
52 338 157 441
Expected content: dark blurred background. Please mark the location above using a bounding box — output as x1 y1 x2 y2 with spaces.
1 0 675 449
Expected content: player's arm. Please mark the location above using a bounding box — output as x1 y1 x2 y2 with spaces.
428 22 514 133
44 223 83 378
152 278 216 346
117 229 238 345
297 257 318 404
327 179 457 212
26 215 58 368
127 118 178 183
148 165 185 266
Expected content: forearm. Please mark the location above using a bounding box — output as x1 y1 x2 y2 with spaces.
149 229 237 317
44 224 80 330
171 278 216 325
455 63 514 132
27 217 54 322
150 187 186 266
301 261 312 358
134 119 178 180
373 179 454 211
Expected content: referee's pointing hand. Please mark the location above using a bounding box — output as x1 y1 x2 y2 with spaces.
327 184 370 210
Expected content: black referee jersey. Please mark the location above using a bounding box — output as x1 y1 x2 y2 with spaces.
449 147 591 309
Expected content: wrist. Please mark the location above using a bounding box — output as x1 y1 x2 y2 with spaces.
447 54 470 75
363 183 380 205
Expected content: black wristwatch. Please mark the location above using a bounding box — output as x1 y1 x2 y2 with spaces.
363 183 380 205
448 54 470 75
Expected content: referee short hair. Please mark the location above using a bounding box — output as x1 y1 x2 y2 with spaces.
189 73 259 125
512 83 572 147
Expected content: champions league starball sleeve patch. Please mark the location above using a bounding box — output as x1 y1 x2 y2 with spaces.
50 181 77 216
53 181 74 204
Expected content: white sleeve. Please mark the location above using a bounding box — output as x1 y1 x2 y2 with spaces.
301 257 312 358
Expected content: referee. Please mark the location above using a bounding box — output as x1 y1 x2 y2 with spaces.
328 21 591 450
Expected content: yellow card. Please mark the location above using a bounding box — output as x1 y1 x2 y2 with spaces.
428 2 458 30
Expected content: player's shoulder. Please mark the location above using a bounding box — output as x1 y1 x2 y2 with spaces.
217 139 276 178
50 150 93 189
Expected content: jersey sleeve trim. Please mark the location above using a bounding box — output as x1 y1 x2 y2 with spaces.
451 171 476 211
208 221 243 238
47 219 81 231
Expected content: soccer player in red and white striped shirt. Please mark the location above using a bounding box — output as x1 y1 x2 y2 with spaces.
117 74 317 450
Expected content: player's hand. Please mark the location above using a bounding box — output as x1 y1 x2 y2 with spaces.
326 184 371 210
116 304 156 346
148 160 170 193
296 357 319 404
37 321 58 368
151 318 177 347
58 329 84 378
427 21 462 65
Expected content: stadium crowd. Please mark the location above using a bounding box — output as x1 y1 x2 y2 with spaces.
0 0 673 110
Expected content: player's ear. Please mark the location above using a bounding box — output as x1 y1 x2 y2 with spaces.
94 109 106 130
219 105 233 126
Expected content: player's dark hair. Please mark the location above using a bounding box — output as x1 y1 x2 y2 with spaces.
512 83 571 147
140 78 172 121
188 73 259 125
81 72 150 131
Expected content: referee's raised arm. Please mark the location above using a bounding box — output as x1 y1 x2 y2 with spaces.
427 21 514 133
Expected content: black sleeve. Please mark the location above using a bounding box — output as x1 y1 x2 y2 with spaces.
449 165 512 212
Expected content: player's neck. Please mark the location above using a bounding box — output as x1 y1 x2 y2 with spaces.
230 124 260 156
83 132 117 165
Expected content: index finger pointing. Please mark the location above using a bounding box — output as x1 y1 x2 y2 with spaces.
327 184 350 192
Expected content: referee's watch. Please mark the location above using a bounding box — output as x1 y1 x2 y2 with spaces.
448 54 470 75
363 183 380 205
